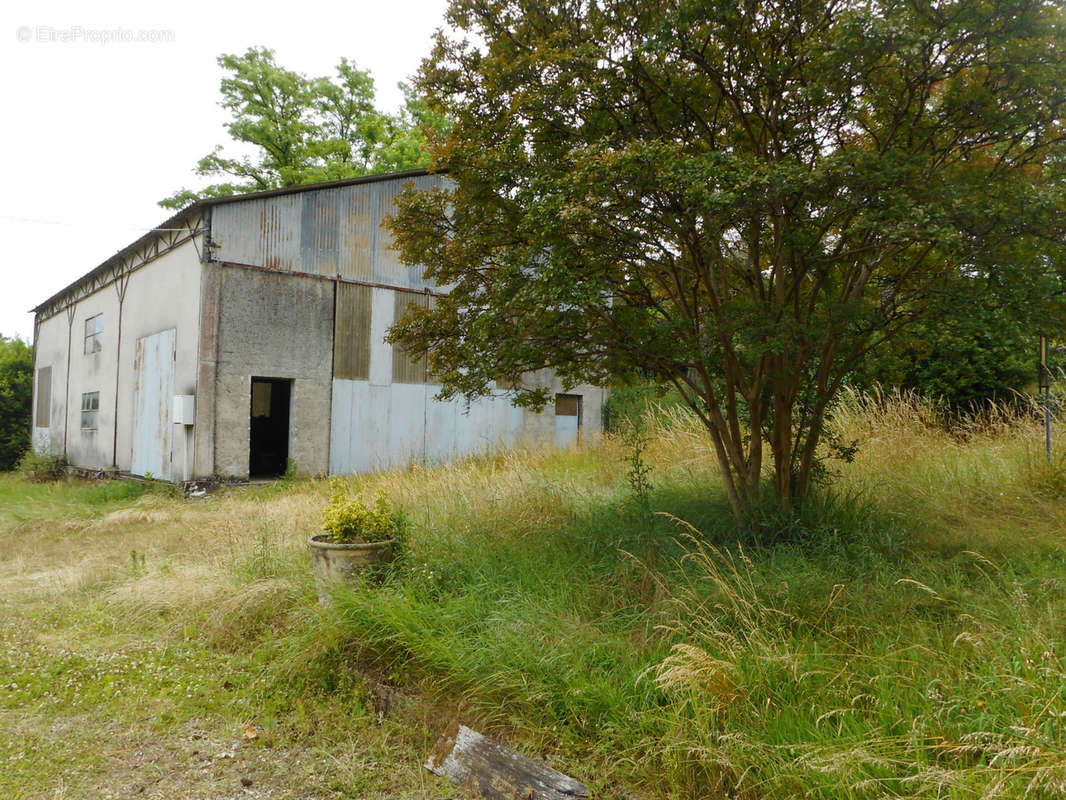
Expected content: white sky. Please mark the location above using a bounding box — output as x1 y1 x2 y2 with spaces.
0 0 451 341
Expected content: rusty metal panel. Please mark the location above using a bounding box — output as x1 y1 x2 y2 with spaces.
301 189 340 275
35 366 51 427
211 173 452 287
369 174 446 289
372 180 408 286
392 291 428 384
130 328 175 480
340 184 375 280
334 282 372 381
212 196 301 271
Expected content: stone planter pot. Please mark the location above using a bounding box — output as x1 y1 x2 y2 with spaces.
308 534 397 606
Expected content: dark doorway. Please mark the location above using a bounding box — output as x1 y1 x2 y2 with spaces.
249 378 292 478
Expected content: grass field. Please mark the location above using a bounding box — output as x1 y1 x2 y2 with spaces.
2 391 1065 798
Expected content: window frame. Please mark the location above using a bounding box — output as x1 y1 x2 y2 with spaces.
80 391 100 430
84 314 103 354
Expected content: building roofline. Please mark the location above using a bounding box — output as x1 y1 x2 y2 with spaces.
31 168 440 316
30 203 201 315
199 167 435 206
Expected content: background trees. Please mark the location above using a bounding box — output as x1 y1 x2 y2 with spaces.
0 336 32 471
161 48 447 209
388 0 1066 515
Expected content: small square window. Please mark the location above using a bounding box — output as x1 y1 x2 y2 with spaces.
84 314 103 354
80 391 100 430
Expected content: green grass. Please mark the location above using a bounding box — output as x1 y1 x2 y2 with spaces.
0 475 151 528
2 392 1065 798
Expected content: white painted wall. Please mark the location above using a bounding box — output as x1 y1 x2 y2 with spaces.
32 312 73 458
31 239 203 475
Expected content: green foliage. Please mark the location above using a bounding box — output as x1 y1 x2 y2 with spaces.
854 281 1056 408
389 0 1066 515
282 458 299 482
622 426 654 510
160 48 447 209
603 381 687 433
321 485 403 544
16 449 66 482
0 335 32 471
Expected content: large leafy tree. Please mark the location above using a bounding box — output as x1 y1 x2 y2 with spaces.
388 0 1066 516
161 48 447 209
0 336 32 471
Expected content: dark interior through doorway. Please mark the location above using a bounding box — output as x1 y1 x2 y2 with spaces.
249 377 292 478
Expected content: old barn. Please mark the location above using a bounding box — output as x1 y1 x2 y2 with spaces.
30 170 604 481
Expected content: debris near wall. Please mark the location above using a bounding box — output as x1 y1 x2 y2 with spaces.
181 476 244 499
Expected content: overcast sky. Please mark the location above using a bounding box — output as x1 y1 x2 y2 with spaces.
0 0 451 341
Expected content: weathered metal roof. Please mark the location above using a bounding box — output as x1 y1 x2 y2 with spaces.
31 168 438 316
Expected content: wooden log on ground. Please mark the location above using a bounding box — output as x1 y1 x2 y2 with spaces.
425 720 590 800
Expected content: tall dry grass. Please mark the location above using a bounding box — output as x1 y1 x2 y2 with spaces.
2 388 1064 799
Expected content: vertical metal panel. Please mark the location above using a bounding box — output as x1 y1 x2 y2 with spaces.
386 383 427 467
424 386 458 463
392 291 428 384
333 283 372 380
372 180 407 286
367 384 394 469
131 328 175 479
300 189 340 275
35 366 51 427
329 379 355 474
212 196 301 271
340 185 375 280
369 287 394 386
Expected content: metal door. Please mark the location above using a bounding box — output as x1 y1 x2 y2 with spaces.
131 329 175 479
554 394 582 448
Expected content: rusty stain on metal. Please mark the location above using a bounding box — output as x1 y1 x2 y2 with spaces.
333 282 372 381
211 173 448 288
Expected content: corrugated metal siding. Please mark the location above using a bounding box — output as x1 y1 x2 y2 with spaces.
212 196 301 270
340 184 375 280
391 291 429 384
333 282 372 381
211 174 448 289
329 380 528 474
301 189 340 275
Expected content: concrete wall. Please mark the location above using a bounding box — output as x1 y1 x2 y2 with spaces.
212 264 334 477
520 371 607 445
31 239 202 475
